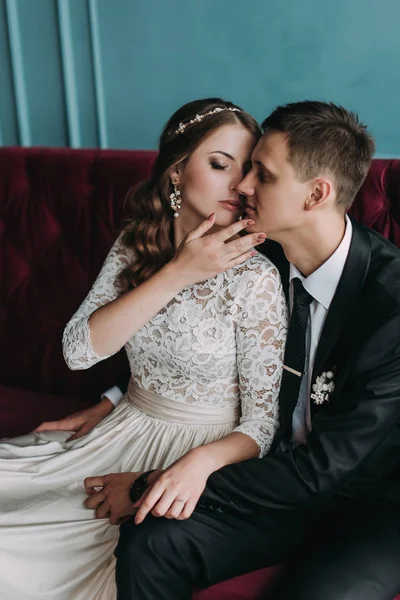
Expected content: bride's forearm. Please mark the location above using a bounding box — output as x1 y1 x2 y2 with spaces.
89 262 188 357
188 432 260 475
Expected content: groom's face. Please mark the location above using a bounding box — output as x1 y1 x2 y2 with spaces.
239 132 312 241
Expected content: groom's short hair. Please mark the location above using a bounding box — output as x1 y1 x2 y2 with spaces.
262 101 375 210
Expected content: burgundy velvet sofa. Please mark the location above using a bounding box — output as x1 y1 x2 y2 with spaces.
1 147 400 600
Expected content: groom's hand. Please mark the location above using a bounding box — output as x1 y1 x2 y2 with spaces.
34 398 114 441
84 472 139 525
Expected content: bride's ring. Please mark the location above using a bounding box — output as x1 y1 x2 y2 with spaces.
176 498 186 504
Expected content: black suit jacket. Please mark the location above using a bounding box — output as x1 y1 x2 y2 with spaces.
201 218 400 514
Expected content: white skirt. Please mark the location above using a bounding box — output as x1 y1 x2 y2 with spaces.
0 382 239 600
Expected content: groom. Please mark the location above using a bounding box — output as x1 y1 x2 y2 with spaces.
91 101 400 599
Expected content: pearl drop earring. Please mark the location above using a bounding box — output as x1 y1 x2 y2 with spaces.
170 182 182 218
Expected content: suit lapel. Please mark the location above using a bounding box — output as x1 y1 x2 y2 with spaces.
310 219 371 409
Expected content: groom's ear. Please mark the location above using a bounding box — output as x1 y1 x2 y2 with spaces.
304 178 331 210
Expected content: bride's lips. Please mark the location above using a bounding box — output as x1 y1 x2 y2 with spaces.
218 200 243 212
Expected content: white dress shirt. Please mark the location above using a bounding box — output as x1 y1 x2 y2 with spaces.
101 385 124 407
289 216 353 444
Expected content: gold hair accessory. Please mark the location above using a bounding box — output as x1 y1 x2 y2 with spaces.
173 107 241 136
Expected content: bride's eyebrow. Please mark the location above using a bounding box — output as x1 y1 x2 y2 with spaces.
208 151 235 161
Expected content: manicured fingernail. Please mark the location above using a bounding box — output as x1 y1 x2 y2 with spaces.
247 220 255 226
251 251 258 256
257 234 267 241
208 213 215 221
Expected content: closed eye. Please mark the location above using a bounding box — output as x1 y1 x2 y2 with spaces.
258 169 267 182
254 161 275 183
210 161 228 171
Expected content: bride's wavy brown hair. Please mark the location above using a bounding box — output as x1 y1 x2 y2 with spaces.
118 98 261 291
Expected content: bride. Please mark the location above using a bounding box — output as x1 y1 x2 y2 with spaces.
0 98 287 600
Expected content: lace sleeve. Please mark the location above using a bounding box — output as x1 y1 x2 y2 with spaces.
233 257 288 457
62 232 131 370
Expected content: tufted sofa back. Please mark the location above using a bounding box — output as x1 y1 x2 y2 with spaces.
1 148 399 405
0 148 156 402
350 159 400 246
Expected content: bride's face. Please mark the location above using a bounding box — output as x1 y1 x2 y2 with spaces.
175 123 257 227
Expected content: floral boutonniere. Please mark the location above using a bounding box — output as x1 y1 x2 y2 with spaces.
311 370 335 405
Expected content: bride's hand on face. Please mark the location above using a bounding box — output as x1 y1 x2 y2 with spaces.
132 449 216 524
168 215 266 288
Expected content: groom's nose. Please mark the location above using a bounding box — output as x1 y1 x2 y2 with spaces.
237 171 255 198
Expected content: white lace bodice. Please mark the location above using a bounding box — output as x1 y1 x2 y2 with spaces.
62 234 288 456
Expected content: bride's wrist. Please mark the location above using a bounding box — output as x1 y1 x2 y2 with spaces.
162 261 192 291
187 446 219 474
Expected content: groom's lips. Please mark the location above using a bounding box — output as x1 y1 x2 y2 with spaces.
244 203 256 212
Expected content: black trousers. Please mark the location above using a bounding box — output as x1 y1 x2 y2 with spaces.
115 499 400 600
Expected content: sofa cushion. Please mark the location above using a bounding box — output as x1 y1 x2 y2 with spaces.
193 565 282 600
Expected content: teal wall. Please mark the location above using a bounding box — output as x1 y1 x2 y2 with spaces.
1 0 399 155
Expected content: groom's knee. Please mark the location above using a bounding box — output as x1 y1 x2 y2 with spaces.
115 517 203 598
117 518 164 564
116 516 188 570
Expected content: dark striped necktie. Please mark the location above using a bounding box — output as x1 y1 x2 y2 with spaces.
280 277 314 440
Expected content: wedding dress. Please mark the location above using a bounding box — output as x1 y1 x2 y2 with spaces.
0 233 287 599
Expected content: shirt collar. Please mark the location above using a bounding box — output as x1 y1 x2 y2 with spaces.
289 215 353 310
